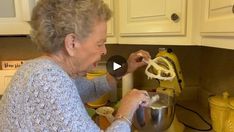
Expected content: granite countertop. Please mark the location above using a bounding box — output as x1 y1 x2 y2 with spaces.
132 100 214 132
0 95 213 132
176 100 214 132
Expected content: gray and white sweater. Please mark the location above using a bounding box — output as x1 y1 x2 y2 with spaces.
0 58 130 132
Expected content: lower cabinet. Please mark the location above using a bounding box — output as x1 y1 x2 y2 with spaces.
0 70 16 95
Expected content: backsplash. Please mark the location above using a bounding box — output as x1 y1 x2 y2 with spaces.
199 47 234 109
0 37 234 107
0 37 42 62
104 45 201 101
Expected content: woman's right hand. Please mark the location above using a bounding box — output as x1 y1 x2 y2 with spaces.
115 89 150 122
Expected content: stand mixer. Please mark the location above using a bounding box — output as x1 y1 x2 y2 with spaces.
133 48 185 132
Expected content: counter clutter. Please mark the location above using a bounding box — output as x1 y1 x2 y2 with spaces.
85 101 120 129
86 99 214 132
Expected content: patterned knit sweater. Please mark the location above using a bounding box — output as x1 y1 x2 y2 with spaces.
0 58 130 132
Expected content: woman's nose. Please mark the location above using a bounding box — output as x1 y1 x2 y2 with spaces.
102 45 107 55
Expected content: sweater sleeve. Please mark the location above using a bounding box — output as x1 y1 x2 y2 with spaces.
28 68 101 132
0 58 130 132
106 120 131 132
73 75 112 103
29 68 130 132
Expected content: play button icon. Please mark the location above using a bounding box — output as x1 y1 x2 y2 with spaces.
113 62 121 71
106 55 128 77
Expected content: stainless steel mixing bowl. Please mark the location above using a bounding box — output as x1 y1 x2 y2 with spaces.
133 92 175 131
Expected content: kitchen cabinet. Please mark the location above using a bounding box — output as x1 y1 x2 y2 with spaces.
0 70 16 95
0 0 37 35
200 0 234 49
201 0 234 36
104 0 117 43
119 0 186 36
118 0 191 45
0 0 117 43
1 0 234 49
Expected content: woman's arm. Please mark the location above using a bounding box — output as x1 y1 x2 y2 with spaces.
30 66 130 132
73 75 114 103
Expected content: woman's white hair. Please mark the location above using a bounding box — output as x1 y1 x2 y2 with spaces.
30 0 112 53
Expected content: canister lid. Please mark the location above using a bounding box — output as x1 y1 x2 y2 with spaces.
209 92 229 107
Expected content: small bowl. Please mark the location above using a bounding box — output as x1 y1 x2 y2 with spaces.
95 106 115 129
133 92 175 131
86 107 96 117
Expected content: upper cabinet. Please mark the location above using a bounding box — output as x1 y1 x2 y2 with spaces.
117 0 191 45
201 0 234 36
0 0 117 43
103 0 117 44
1 0 234 49
0 0 36 35
119 0 186 36
200 0 234 49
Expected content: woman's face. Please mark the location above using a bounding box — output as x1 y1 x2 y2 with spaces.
74 21 107 74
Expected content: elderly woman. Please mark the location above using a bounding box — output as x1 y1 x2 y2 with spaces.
0 0 151 131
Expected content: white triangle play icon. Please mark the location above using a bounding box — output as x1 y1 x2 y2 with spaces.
113 62 121 71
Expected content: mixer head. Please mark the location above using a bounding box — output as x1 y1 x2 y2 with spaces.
144 56 176 81
144 48 184 96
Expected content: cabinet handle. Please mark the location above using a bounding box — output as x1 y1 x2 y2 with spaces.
171 13 179 22
232 4 234 13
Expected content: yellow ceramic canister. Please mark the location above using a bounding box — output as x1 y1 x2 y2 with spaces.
86 70 110 108
209 92 230 132
224 97 234 132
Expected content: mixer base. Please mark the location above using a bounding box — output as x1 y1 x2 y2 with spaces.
164 116 184 132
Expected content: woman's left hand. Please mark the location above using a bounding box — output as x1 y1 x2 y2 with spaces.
127 50 151 73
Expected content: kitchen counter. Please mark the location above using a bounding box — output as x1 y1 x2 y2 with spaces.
0 94 213 132
176 100 214 132
133 100 214 132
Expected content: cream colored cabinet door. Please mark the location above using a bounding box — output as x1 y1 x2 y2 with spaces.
119 0 186 36
0 0 37 35
201 0 234 36
103 0 117 43
0 70 16 95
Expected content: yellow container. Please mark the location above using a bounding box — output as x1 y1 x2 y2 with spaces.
224 98 234 132
86 70 110 108
209 92 229 132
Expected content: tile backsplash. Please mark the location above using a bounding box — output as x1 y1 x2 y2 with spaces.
199 47 234 109
0 37 234 108
0 37 42 62
103 45 201 101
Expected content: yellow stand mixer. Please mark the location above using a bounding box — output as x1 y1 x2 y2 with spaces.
155 48 185 132
134 48 185 132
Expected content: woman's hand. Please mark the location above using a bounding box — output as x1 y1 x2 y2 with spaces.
127 50 151 73
115 89 150 122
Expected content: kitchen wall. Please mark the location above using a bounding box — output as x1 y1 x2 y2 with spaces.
0 37 234 108
0 37 41 62
103 45 201 101
199 47 234 109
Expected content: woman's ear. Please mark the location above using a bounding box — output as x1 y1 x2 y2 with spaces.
64 33 80 56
